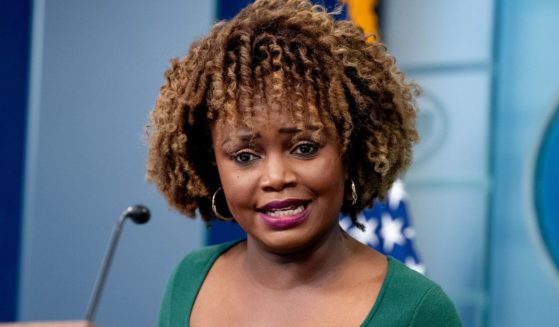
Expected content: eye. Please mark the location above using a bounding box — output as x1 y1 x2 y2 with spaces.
233 151 259 164
292 142 319 156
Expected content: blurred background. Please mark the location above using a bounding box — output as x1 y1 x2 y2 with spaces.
1 0 558 326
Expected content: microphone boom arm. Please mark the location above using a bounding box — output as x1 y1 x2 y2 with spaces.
85 205 150 322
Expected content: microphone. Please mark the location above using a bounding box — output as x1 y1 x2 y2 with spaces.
122 204 150 224
85 204 151 322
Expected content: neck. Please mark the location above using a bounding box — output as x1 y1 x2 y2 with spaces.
242 225 356 290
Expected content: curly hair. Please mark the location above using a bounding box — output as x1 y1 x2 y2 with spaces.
146 0 419 228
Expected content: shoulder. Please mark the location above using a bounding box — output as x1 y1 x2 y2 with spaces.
159 240 242 327
177 241 237 272
408 283 462 327
165 240 242 292
366 257 461 326
385 257 440 298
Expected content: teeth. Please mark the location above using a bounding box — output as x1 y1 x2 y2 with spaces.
265 205 304 217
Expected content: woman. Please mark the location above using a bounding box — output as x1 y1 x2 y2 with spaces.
147 0 461 326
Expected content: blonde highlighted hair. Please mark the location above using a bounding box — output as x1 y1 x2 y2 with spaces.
147 0 419 227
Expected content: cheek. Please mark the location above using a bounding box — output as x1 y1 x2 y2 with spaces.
300 154 346 202
215 160 259 213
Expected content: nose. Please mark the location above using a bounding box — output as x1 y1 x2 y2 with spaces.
260 154 297 191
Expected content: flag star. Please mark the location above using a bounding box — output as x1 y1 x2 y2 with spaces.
405 257 426 275
348 214 379 246
403 227 416 239
388 179 406 210
380 213 405 252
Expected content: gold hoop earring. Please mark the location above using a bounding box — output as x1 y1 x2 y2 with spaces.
212 187 233 221
350 180 358 206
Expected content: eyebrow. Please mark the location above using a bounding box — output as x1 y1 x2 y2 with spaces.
221 132 260 147
278 125 321 134
221 125 322 146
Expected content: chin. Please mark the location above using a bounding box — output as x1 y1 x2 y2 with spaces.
251 223 337 256
259 233 312 254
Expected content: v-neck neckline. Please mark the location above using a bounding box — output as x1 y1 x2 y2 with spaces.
186 239 395 327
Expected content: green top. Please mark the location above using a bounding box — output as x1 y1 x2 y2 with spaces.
159 240 462 327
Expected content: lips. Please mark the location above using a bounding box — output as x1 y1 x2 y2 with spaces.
258 198 309 212
257 198 311 229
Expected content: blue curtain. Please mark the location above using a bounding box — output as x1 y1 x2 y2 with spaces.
0 0 31 322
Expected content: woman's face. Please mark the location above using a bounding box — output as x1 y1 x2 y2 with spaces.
211 108 346 253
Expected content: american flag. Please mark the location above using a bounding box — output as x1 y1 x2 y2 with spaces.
340 180 425 274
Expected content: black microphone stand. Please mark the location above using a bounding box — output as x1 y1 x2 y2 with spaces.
85 205 150 323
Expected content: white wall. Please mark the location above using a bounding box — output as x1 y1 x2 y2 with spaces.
383 1 494 326
19 1 213 326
